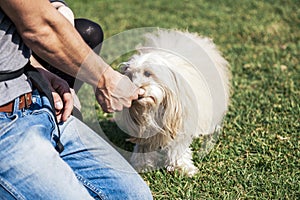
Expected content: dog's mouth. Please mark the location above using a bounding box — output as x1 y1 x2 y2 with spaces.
136 95 156 104
133 85 163 106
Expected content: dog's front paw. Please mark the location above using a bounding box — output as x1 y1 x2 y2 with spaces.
166 163 199 177
166 165 175 172
184 165 199 177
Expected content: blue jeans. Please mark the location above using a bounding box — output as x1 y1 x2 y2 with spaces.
0 90 152 200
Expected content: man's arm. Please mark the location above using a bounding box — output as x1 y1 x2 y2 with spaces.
0 0 141 112
0 0 100 85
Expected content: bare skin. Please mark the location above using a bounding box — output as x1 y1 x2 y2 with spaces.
0 0 143 117
30 57 73 122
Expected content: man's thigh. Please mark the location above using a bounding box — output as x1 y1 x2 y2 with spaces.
59 116 152 200
0 110 93 200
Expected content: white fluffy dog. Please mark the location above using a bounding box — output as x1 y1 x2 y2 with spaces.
115 30 230 176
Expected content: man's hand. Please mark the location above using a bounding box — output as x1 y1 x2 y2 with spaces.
36 67 74 122
95 67 144 113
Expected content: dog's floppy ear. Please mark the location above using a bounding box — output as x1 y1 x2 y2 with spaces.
161 86 183 139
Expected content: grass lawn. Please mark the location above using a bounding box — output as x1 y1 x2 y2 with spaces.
68 0 299 199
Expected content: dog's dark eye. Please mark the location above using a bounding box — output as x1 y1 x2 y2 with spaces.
119 63 130 74
144 70 152 77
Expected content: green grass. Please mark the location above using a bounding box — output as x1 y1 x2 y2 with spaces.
69 0 299 199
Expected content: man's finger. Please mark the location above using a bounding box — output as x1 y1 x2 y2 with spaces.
61 92 73 122
52 92 63 114
138 88 145 96
55 100 63 110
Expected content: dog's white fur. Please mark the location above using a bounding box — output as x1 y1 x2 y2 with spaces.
115 30 230 176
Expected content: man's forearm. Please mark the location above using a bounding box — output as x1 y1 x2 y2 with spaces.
0 0 107 87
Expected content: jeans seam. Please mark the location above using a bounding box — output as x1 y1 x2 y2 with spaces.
60 117 107 200
0 176 25 200
75 173 108 200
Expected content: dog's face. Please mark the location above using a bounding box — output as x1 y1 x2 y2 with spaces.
123 65 164 107
120 52 177 108
118 51 185 140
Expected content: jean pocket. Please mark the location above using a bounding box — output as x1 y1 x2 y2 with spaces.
0 113 19 137
31 108 57 136
31 108 55 121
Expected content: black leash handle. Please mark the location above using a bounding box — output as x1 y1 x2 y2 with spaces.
25 64 64 153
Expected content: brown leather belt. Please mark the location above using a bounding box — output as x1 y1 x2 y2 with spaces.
0 93 32 113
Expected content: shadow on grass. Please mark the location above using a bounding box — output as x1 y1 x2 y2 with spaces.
98 118 135 152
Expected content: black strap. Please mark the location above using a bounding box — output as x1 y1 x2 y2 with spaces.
25 64 55 112
0 67 24 81
0 63 65 153
24 64 64 153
